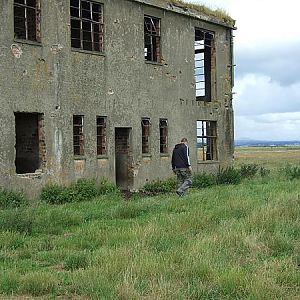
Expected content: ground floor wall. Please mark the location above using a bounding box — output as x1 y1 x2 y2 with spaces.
0 105 234 198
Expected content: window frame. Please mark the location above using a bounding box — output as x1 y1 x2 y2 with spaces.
73 115 85 156
14 0 41 42
96 116 107 156
159 118 168 154
144 15 161 63
194 28 214 102
70 0 104 52
196 120 217 161
141 118 151 154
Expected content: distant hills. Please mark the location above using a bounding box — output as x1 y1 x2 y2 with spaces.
235 139 300 147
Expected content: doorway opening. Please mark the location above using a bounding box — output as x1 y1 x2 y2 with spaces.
115 127 133 190
15 112 46 174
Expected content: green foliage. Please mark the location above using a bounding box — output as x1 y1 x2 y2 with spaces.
192 173 216 188
40 184 72 204
64 252 90 271
0 177 299 299
40 178 119 204
0 208 34 234
143 177 176 194
168 0 235 26
20 272 58 296
0 188 28 209
98 178 120 195
283 164 300 180
71 178 99 202
259 166 271 178
0 272 20 294
216 166 242 185
240 164 259 179
112 202 151 219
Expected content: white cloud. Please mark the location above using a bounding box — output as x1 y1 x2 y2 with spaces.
192 0 300 48
252 112 300 124
235 114 300 141
190 0 300 140
235 74 300 116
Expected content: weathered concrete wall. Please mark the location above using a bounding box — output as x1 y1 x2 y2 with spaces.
0 0 234 196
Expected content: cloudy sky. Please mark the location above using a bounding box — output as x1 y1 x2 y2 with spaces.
191 0 300 141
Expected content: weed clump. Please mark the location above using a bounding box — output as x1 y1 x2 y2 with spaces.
40 178 119 204
216 166 241 185
283 164 300 180
64 252 90 271
259 166 271 178
143 177 176 195
0 208 34 234
192 173 216 188
240 164 259 179
0 189 28 209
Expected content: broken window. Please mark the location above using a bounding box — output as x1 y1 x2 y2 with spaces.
96 116 107 155
15 112 45 174
73 115 84 156
144 15 161 62
70 0 104 52
195 29 214 101
141 118 151 154
197 120 217 161
159 119 168 154
14 0 41 42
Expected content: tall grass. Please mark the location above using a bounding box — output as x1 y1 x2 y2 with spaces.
0 147 299 299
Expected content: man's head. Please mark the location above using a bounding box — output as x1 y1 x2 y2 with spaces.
181 138 188 145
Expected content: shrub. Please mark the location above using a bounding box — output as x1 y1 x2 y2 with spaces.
283 164 300 180
40 184 72 204
97 178 120 195
192 173 216 188
240 164 259 179
0 189 28 209
259 166 270 178
216 166 241 185
40 178 118 204
71 178 99 202
143 177 176 194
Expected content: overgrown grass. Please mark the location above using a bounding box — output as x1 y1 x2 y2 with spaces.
40 178 120 204
0 188 28 209
167 0 235 26
0 148 299 299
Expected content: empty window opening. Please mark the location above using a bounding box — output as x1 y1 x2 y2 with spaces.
141 118 151 154
14 0 41 42
144 15 161 62
73 115 84 156
195 29 214 101
97 116 107 155
15 112 45 174
70 0 104 52
159 119 168 154
197 120 217 161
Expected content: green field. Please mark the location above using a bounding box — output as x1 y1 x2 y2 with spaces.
235 146 300 169
0 147 299 299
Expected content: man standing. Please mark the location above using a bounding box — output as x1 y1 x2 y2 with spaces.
171 138 193 196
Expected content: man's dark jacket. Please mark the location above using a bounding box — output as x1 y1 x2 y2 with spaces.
171 143 190 170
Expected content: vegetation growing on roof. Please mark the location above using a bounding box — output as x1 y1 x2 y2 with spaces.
167 0 235 26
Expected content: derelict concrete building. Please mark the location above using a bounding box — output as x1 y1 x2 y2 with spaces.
0 0 235 196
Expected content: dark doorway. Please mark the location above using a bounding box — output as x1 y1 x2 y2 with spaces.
115 128 132 190
15 112 45 174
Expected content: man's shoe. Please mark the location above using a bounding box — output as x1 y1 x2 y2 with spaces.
176 190 184 197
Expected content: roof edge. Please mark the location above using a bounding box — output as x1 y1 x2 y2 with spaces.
130 0 236 28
